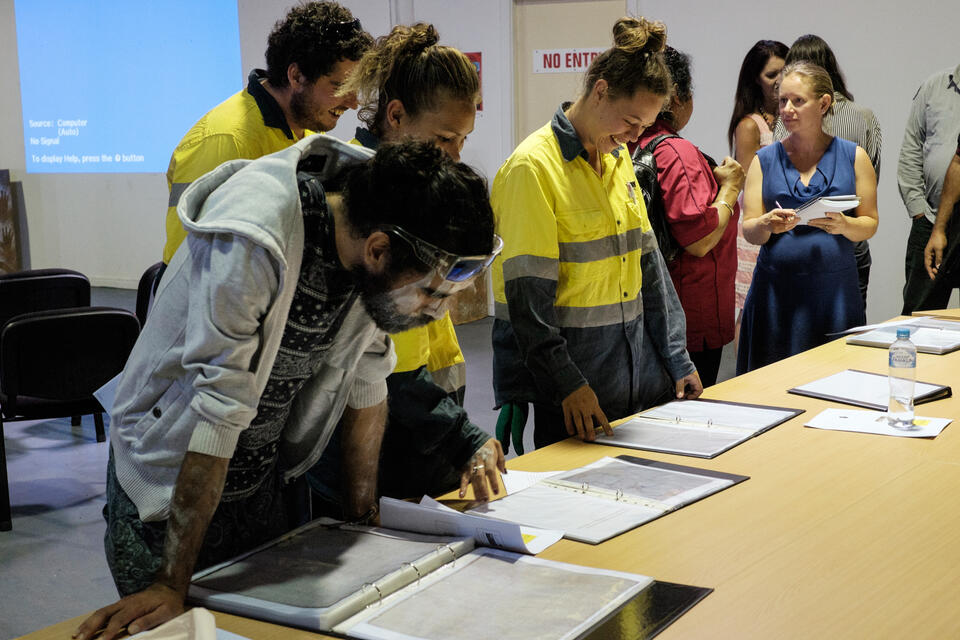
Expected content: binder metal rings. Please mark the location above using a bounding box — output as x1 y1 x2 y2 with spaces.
401 561 422 585
437 543 457 565
361 581 383 608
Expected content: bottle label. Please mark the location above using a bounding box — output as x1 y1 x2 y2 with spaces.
889 350 916 368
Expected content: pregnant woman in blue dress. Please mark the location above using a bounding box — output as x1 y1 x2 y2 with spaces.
737 61 878 374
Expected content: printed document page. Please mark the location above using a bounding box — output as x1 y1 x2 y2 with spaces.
597 419 744 457
467 482 662 544
339 548 652 640
597 399 796 457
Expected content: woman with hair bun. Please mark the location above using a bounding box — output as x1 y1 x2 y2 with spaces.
491 17 701 450
318 23 506 503
342 22 478 160
737 62 878 374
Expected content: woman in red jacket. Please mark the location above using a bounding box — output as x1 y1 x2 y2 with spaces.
634 47 745 386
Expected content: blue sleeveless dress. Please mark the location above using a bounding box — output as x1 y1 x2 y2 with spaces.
736 137 865 374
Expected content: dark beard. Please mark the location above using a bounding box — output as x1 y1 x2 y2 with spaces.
289 88 322 132
351 266 435 333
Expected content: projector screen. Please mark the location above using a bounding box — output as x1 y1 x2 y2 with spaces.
15 0 242 174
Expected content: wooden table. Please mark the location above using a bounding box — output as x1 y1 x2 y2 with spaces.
913 307 960 319
18 330 960 639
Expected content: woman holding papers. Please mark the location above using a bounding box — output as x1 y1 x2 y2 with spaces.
737 61 878 374
491 17 701 448
634 47 744 386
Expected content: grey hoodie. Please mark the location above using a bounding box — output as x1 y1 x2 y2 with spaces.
110 135 396 522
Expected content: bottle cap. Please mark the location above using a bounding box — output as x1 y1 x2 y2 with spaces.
896 328 911 339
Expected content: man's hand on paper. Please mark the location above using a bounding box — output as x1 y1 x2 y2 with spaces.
807 210 848 234
925 227 948 280
73 582 184 640
759 208 798 234
562 384 612 441
459 437 506 501
675 371 704 399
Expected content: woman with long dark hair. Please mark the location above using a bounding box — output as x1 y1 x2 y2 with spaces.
727 40 788 344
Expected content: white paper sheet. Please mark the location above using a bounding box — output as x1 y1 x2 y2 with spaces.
129 609 217 640
804 408 952 438
379 496 562 555
93 372 121 414
500 469 563 495
832 317 922 336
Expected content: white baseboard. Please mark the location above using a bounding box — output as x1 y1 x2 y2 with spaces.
89 276 138 289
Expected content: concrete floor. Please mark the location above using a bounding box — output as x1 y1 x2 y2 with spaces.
0 288 735 638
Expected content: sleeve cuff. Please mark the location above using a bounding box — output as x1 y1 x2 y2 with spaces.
187 418 241 459
348 377 388 409
665 354 697 382
903 197 932 218
553 362 588 403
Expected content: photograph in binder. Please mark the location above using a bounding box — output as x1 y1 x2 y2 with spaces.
467 456 748 544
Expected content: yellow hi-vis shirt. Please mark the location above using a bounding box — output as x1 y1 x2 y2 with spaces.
348 130 466 394
492 120 649 324
163 69 311 263
491 106 692 416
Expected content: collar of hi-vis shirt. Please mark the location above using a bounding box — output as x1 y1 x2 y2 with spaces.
551 102 621 163
247 68 296 140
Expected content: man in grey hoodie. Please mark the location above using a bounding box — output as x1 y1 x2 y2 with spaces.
76 136 500 640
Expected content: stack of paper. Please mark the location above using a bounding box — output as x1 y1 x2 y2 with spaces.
794 194 860 224
845 318 960 354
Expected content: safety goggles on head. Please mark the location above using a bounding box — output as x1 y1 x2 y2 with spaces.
322 17 362 41
382 225 503 284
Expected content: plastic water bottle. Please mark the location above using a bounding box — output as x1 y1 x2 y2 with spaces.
887 328 916 429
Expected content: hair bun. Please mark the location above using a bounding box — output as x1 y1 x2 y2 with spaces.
398 22 439 56
612 17 666 54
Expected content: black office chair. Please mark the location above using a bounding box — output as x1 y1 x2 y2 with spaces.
135 261 165 328
0 268 90 330
0 306 140 531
